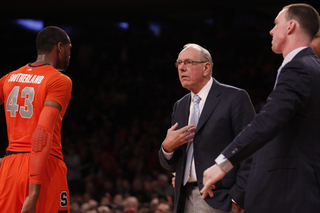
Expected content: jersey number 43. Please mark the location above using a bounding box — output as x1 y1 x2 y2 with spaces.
6 86 34 118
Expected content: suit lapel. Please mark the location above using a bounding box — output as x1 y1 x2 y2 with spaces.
178 94 191 152
196 79 221 132
180 94 191 127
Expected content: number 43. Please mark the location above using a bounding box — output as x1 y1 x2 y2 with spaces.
7 86 34 118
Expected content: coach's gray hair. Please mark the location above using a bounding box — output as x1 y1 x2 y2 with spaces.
183 43 213 74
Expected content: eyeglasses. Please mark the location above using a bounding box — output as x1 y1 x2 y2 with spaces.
175 60 207 67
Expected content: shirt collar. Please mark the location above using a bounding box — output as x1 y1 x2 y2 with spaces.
281 46 308 68
191 77 213 103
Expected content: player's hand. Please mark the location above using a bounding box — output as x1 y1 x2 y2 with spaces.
20 195 38 213
200 164 226 199
21 183 41 213
162 122 195 152
0 158 3 167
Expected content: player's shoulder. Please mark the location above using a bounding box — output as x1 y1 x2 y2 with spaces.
56 72 72 84
48 72 72 89
41 64 71 80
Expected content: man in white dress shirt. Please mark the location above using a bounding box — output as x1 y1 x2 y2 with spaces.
159 43 255 213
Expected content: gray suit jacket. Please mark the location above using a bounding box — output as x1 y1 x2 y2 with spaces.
159 78 255 212
222 47 320 212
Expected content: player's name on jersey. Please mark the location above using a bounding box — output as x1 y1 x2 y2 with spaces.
8 74 44 84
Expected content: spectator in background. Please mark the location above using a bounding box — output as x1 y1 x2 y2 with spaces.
156 174 174 201
113 193 124 206
148 198 159 213
155 202 173 213
123 196 140 212
64 145 82 194
97 205 111 213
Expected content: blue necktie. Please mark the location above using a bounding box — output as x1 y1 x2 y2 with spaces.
183 94 201 185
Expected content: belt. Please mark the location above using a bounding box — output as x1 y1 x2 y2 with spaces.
5 151 62 160
186 182 198 187
5 151 29 156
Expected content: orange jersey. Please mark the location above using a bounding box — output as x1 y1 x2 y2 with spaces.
0 63 72 160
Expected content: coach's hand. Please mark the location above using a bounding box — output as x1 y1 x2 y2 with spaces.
162 122 195 153
21 184 41 213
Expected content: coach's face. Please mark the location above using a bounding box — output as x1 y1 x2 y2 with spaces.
270 9 289 54
177 47 210 94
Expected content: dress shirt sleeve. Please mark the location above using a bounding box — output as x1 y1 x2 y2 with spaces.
215 154 233 172
162 146 174 160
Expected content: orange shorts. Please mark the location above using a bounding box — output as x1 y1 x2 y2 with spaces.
0 152 70 213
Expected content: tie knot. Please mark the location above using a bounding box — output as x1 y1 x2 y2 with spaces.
193 95 201 104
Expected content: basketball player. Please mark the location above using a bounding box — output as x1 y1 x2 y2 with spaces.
0 26 72 213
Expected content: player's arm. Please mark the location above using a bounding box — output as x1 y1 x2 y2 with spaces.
21 100 61 213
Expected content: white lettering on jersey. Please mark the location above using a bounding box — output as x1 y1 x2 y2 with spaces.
8 74 44 84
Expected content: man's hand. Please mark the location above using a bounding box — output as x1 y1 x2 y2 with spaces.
20 184 41 213
200 164 226 199
232 202 243 213
162 122 195 153
172 176 175 188
0 158 3 167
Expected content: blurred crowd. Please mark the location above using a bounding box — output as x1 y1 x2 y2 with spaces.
0 11 283 213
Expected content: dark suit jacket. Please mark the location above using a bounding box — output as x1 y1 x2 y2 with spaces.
222 47 320 213
159 78 255 212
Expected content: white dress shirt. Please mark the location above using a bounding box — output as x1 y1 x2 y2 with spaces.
163 78 213 182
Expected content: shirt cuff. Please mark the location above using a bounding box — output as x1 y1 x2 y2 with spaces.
215 154 233 173
162 146 174 160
